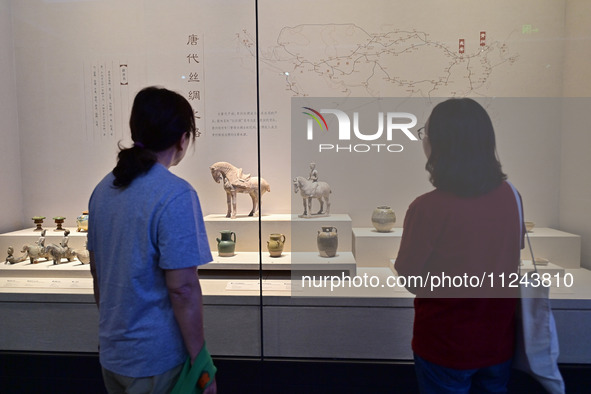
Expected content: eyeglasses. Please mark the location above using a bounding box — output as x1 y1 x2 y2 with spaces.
417 126 426 140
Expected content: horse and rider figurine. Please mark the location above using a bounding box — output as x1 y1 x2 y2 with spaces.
293 163 332 218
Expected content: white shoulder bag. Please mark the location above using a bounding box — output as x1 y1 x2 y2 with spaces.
508 181 565 394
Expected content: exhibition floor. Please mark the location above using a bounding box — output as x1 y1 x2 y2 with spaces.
3 352 590 393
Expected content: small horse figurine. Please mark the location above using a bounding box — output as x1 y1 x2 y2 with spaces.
21 244 50 264
293 176 331 218
45 244 76 265
210 161 271 219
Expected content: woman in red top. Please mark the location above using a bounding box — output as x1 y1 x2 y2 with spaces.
395 98 522 393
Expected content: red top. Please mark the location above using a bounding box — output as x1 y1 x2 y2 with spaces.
395 181 523 369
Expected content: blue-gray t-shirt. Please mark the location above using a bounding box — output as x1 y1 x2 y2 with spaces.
87 163 212 377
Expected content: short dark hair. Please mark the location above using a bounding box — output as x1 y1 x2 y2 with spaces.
112 86 196 188
425 98 506 197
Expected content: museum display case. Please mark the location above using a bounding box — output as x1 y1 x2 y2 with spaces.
1 0 591 364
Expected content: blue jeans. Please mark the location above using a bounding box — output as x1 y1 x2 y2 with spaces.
414 354 512 394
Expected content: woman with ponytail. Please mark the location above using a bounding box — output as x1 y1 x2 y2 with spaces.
88 87 216 393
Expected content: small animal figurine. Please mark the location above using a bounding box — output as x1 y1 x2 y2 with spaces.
72 240 90 264
21 244 50 264
5 246 27 265
45 244 76 265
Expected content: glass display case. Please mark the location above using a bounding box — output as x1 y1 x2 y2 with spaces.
1 0 590 364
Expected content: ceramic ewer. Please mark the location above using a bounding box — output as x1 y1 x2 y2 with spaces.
267 233 286 257
216 230 237 257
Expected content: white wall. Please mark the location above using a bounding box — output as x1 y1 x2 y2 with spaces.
0 0 24 233
9 0 258 226
559 0 591 268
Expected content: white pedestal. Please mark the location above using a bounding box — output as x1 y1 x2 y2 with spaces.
353 228 402 268
353 227 580 270
520 260 566 276
290 252 357 276
0 259 90 278
389 259 565 279
201 251 356 276
522 228 581 268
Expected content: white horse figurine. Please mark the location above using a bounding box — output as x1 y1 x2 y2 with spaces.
210 161 271 219
293 176 331 218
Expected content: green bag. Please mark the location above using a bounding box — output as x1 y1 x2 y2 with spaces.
171 343 217 394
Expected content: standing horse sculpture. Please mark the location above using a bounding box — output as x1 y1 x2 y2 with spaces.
293 176 331 218
210 161 271 219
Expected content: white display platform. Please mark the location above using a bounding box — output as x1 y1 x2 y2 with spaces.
389 259 566 277
353 227 581 269
291 252 357 276
0 225 580 288
0 259 90 278
519 260 566 275
0 277 93 290
522 228 581 268
204 213 353 253
0 227 88 254
203 251 356 276
0 251 357 280
353 227 402 267
2 267 591 299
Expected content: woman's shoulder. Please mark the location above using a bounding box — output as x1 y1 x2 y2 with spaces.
90 172 116 197
125 164 197 205
150 163 194 190
411 181 512 207
409 188 451 209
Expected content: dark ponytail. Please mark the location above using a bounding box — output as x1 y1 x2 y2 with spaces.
112 144 157 188
112 86 196 188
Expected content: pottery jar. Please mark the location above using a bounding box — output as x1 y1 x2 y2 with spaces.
371 206 396 232
267 233 286 257
216 230 236 257
76 211 89 232
317 226 338 258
